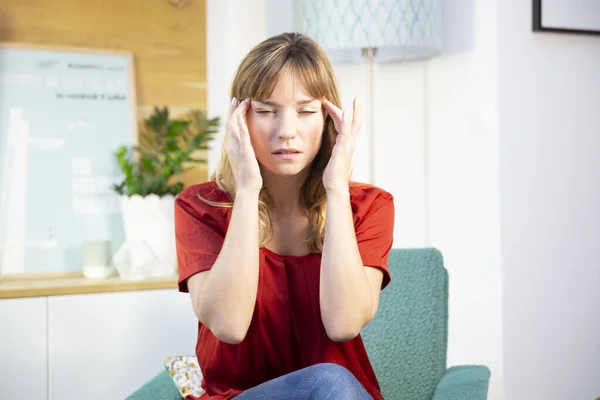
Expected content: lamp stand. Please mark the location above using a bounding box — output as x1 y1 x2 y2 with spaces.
362 47 377 185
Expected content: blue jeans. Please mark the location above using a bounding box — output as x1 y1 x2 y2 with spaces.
234 363 373 400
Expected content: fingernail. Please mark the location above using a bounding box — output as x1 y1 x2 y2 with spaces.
232 97 237 106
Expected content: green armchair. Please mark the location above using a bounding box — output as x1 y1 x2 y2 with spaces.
360 248 490 399
127 248 490 399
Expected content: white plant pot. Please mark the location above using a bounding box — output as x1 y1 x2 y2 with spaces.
114 194 177 280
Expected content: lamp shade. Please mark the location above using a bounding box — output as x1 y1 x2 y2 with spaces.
293 0 443 62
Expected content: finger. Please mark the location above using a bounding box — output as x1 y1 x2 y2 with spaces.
342 109 352 137
351 97 362 137
227 120 241 143
227 97 238 120
230 124 241 142
236 99 252 146
227 97 241 142
321 97 343 124
235 99 250 134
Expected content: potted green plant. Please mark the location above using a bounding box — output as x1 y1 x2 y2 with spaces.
111 106 219 279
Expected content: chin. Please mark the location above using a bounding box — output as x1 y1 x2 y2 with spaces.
261 161 309 177
269 165 307 176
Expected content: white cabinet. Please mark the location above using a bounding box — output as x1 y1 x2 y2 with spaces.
48 289 198 400
0 289 198 400
0 297 48 400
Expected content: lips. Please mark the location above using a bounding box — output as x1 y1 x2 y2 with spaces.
272 148 302 160
272 148 301 154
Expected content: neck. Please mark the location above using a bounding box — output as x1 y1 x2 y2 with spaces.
260 167 309 215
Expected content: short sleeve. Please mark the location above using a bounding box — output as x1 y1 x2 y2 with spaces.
353 188 395 290
174 187 228 293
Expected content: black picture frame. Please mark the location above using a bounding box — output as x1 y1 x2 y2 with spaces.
533 0 600 35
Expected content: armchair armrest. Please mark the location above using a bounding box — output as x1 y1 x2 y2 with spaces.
432 365 491 400
126 370 181 400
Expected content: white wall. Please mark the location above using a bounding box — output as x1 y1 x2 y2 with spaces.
498 1 600 399
206 0 267 175
426 1 503 399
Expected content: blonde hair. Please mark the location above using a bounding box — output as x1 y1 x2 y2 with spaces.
202 32 341 253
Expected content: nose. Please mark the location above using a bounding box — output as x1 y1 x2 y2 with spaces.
276 111 296 140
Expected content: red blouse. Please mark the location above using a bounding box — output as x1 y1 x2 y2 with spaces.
175 181 394 400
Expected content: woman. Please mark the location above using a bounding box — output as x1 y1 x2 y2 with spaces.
175 32 394 400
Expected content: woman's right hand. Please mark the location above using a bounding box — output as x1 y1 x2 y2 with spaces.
225 98 263 193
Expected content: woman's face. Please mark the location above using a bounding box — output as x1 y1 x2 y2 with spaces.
247 70 325 177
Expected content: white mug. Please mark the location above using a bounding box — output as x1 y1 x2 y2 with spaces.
82 240 114 278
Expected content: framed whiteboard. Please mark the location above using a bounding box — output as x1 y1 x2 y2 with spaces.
533 0 600 35
0 43 138 275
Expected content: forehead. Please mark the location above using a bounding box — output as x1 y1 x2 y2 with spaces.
264 70 314 102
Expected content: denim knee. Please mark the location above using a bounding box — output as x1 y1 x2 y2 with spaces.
310 363 354 382
306 363 371 399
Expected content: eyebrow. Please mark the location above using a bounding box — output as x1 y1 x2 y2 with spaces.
254 99 318 107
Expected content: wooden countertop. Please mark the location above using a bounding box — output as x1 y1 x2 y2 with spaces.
0 271 178 299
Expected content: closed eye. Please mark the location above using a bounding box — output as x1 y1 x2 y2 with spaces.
255 109 317 115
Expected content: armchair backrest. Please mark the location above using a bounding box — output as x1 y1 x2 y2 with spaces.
361 248 449 400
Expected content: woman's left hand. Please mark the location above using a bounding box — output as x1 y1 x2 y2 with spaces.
321 97 362 193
